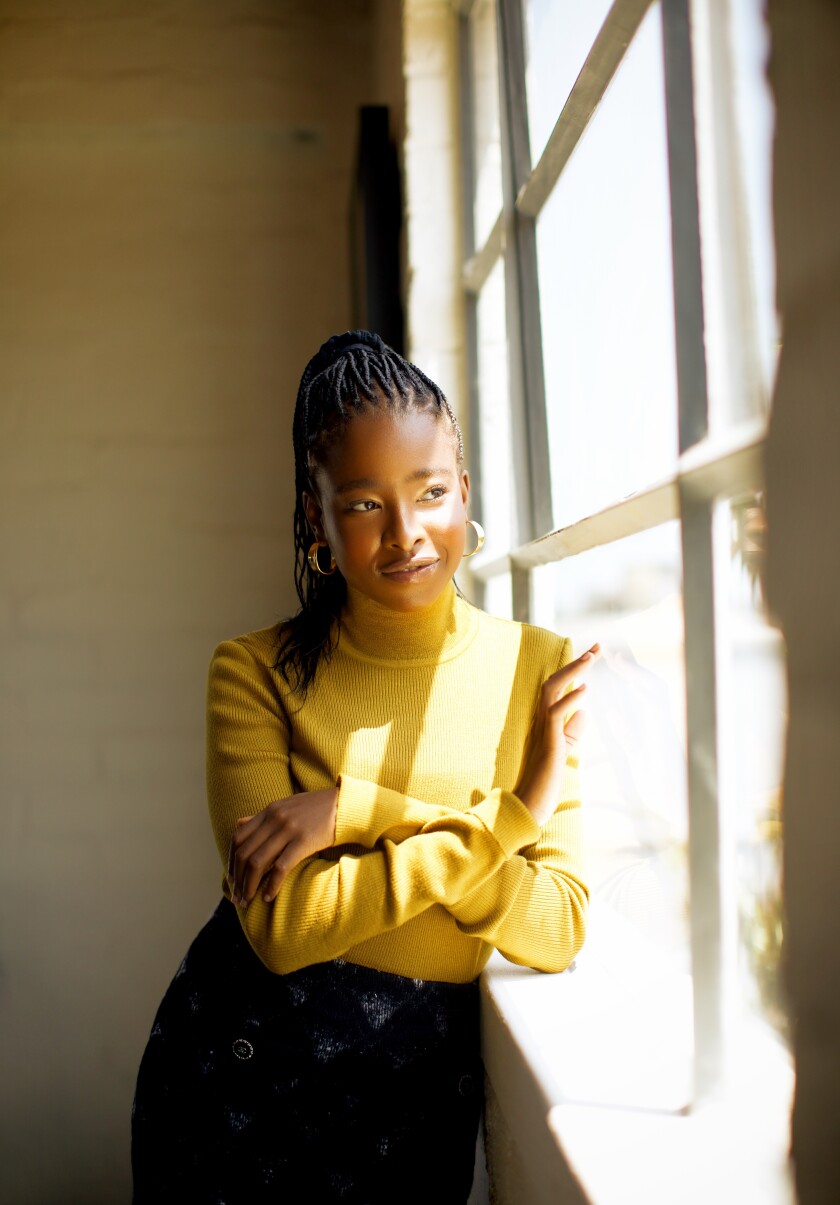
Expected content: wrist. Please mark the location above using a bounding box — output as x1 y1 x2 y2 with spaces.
326 786 339 843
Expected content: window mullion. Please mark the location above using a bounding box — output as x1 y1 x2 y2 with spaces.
662 0 724 1103
497 0 553 559
517 0 653 221
458 8 486 609
679 490 728 1101
663 0 710 451
511 566 533 624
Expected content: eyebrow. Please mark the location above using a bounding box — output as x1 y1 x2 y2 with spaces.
334 467 454 496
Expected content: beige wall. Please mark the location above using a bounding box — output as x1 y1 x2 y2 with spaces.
0 1 406 1198
766 2 840 1203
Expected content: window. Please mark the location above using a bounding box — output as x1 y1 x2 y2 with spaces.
458 0 786 1117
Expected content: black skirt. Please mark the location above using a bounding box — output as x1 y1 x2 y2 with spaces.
131 899 483 1204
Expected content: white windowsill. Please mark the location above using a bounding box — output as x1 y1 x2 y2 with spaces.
480 899 796 1205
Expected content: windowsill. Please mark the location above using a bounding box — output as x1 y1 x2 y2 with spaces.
480 900 795 1205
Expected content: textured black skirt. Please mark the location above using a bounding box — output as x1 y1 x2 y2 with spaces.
131 899 483 1204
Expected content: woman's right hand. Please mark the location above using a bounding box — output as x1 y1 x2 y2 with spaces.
513 643 599 827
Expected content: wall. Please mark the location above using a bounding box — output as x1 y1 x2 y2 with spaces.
765 2 840 1202
0 1 385 1199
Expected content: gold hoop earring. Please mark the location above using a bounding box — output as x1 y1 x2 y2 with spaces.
462 519 486 558
307 540 336 576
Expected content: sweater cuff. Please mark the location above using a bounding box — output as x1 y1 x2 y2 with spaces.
470 789 541 856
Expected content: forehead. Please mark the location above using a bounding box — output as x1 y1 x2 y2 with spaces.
314 408 460 486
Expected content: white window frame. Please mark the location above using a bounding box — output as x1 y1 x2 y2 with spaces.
456 0 777 1107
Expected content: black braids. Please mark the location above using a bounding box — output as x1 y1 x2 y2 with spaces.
369 357 393 398
275 332 465 697
353 346 373 394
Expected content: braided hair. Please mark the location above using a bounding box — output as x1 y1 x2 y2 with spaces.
276 329 464 696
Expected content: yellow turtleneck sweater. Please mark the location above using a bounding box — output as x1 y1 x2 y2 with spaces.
206 583 588 983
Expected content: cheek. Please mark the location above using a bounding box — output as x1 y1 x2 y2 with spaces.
440 498 468 551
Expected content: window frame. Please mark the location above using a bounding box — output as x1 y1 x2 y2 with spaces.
456 0 776 1104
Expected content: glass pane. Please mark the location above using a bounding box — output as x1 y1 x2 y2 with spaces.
693 0 778 425
475 257 516 558
524 0 614 166
533 523 689 972
717 494 787 1041
536 5 679 529
470 0 504 250
532 524 692 1110
484 571 513 621
730 1 777 399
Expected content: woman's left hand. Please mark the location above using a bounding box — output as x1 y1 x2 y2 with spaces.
227 787 339 907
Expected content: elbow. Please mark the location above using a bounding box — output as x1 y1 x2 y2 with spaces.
524 884 589 974
240 908 313 977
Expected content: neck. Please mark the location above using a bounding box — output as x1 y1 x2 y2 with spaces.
339 581 477 664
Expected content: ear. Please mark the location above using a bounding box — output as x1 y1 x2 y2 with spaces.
303 490 325 541
459 468 470 511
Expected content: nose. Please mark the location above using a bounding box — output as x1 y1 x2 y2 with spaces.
383 503 424 551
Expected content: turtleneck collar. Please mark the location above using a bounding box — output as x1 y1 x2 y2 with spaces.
338 580 479 665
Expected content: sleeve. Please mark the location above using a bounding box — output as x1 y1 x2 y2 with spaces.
206 638 542 975
445 752 588 973
443 635 588 972
336 745 588 974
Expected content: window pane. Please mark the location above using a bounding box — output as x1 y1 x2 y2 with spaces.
484 571 513 621
524 0 613 166
717 494 787 1041
730 2 777 398
470 0 504 250
532 524 692 1109
536 5 679 528
475 257 516 557
693 0 778 425
533 523 689 973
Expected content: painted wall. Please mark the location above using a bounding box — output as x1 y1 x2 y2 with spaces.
0 1 399 1198
766 2 840 1202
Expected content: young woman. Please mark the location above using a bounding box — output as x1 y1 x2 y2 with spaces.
131 330 595 1204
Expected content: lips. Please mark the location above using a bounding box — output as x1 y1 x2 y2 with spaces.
381 558 439 575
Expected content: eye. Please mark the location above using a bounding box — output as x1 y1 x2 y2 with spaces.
420 485 448 502
346 499 379 513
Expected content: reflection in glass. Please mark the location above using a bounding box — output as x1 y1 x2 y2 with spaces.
475 258 516 558
718 494 787 1040
536 5 679 529
524 0 613 166
532 523 689 972
470 0 504 251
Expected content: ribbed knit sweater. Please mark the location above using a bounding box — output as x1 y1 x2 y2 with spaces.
206 582 588 983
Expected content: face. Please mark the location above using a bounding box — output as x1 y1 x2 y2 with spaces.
304 407 470 613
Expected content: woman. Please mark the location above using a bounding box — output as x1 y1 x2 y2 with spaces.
131 330 595 1203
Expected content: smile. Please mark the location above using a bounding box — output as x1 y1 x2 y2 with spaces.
380 559 439 581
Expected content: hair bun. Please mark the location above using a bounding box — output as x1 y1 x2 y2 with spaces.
312 330 388 374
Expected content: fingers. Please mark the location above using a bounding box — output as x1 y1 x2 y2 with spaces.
547 682 588 735
228 813 294 907
260 843 306 902
226 815 257 881
563 704 587 748
541 643 600 703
